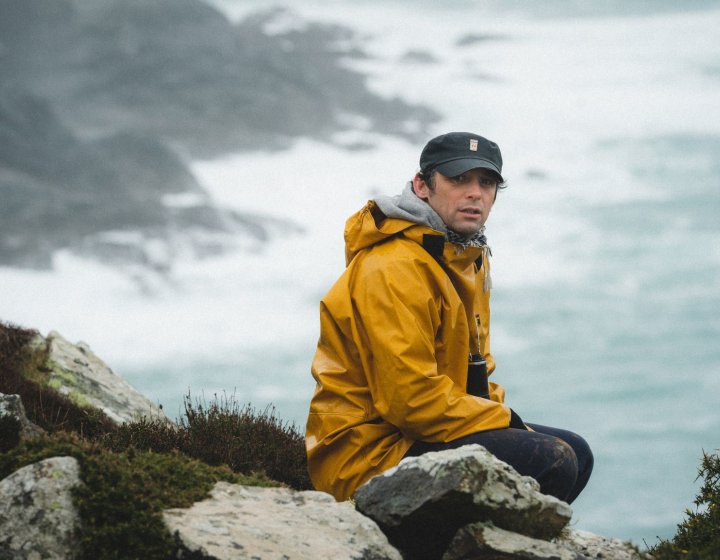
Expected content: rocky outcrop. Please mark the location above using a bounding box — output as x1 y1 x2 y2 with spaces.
158 443 646 560
0 431 648 560
354 445 574 560
439 523 649 559
0 447 649 560
0 86 300 274
29 330 168 425
0 456 82 560
164 482 402 560
353 447 649 559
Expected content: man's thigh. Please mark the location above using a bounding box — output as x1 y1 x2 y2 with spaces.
405 427 580 501
406 427 571 470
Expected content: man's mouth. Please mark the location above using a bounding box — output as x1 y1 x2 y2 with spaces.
460 207 482 216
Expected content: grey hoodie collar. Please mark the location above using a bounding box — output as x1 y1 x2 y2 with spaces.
374 182 449 234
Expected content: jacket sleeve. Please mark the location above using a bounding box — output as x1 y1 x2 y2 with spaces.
352 256 511 442
488 381 505 403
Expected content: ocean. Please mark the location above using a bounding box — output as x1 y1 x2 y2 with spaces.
2 0 719 547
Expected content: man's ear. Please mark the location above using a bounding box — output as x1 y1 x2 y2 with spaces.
413 173 430 200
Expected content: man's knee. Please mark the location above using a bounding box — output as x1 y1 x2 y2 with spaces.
540 439 579 501
553 439 579 478
572 434 594 475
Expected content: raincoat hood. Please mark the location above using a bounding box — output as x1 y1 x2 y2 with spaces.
342 182 437 265
344 182 492 290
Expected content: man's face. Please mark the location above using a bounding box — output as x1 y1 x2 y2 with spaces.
413 168 498 236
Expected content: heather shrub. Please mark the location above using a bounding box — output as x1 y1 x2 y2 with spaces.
102 393 312 491
0 320 35 368
100 415 186 454
0 415 21 453
182 393 311 489
651 450 720 559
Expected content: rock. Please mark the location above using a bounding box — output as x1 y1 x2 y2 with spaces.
442 522 585 560
0 87 285 273
31 330 168 424
555 529 651 560
0 0 436 155
0 456 82 560
0 392 45 439
353 444 572 560
163 481 402 560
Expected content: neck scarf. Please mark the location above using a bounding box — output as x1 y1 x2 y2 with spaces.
446 226 487 249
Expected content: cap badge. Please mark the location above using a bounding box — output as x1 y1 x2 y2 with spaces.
469 139 478 151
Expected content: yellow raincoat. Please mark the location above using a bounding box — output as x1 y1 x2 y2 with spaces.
306 200 512 501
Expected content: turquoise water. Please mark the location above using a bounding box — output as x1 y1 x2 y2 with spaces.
492 133 720 539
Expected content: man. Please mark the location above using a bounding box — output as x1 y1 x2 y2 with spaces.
306 131 593 503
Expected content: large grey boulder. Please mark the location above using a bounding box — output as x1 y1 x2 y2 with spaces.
163 482 403 560
0 456 82 560
354 445 572 560
30 331 168 424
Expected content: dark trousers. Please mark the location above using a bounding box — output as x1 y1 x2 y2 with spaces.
405 423 593 504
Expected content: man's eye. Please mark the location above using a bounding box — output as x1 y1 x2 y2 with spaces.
453 174 467 183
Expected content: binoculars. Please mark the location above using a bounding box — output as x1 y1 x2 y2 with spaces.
467 353 490 399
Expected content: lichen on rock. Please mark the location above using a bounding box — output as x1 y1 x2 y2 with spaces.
32 330 168 425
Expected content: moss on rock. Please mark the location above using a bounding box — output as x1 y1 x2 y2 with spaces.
0 432 277 559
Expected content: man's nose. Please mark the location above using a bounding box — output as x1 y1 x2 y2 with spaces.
467 179 485 197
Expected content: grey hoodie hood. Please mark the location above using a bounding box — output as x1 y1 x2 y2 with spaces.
373 181 449 234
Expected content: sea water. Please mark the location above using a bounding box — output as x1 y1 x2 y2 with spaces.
2 1 719 546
